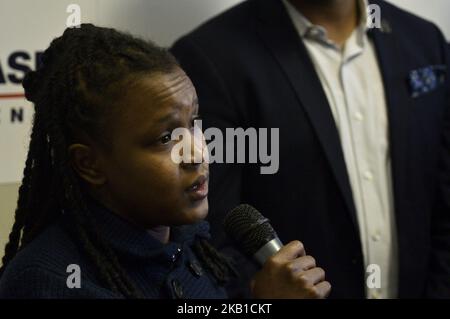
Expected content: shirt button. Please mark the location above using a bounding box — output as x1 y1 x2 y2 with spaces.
363 171 374 181
171 279 184 299
371 231 381 242
354 112 364 121
189 260 204 277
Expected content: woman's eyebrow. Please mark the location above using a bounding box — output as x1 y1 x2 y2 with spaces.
153 97 198 126
142 115 179 137
156 113 177 125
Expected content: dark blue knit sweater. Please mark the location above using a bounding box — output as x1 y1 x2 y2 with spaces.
0 201 228 299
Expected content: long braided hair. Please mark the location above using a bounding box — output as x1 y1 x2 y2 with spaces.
0 24 236 298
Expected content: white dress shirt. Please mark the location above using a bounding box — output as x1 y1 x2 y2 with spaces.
282 0 398 299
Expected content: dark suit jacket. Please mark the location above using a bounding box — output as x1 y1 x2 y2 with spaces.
172 0 450 298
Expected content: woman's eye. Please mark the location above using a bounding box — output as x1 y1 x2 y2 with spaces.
160 134 172 145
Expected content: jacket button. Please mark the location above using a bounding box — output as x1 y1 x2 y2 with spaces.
189 259 204 277
171 247 183 263
171 279 184 299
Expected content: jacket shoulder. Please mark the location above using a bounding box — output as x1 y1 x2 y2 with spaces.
376 0 446 46
173 0 257 49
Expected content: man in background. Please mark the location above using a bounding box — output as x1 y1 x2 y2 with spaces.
172 0 450 298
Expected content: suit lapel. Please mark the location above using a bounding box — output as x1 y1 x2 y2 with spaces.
255 0 358 230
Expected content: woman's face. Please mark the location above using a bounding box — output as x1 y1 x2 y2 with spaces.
94 68 209 229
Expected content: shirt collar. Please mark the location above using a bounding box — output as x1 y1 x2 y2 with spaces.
282 0 369 46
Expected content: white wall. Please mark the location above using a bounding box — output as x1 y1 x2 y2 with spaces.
95 0 244 46
387 0 450 40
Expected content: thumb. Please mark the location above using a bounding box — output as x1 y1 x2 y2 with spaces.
273 240 305 262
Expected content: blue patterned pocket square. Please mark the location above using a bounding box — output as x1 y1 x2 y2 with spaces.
408 65 447 98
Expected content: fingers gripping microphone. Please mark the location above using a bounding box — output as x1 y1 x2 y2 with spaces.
223 204 283 266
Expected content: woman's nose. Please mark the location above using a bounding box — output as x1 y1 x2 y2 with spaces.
180 130 208 169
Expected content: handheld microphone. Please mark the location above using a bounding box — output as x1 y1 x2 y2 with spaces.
223 204 283 266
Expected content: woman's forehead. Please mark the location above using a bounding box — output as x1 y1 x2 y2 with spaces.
133 70 196 109
112 71 198 129
142 69 195 101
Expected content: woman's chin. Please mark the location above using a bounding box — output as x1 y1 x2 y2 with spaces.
181 198 209 224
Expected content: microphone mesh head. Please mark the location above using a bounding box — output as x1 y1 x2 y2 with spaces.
223 204 277 257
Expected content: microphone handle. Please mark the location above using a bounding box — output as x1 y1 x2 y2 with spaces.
253 237 283 265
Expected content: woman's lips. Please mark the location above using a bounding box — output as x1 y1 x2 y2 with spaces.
186 175 209 201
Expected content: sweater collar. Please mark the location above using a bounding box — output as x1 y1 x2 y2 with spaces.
75 198 211 263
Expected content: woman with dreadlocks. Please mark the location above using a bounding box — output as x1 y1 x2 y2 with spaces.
0 24 330 299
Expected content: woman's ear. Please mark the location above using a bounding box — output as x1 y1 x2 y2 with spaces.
68 144 106 186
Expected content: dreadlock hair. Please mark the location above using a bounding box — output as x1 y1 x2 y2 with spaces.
0 24 236 298
193 239 238 285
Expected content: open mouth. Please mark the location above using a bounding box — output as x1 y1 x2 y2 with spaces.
186 174 209 200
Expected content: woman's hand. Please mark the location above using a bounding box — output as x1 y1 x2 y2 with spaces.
250 241 331 299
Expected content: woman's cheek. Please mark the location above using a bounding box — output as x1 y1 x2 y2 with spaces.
148 155 181 187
